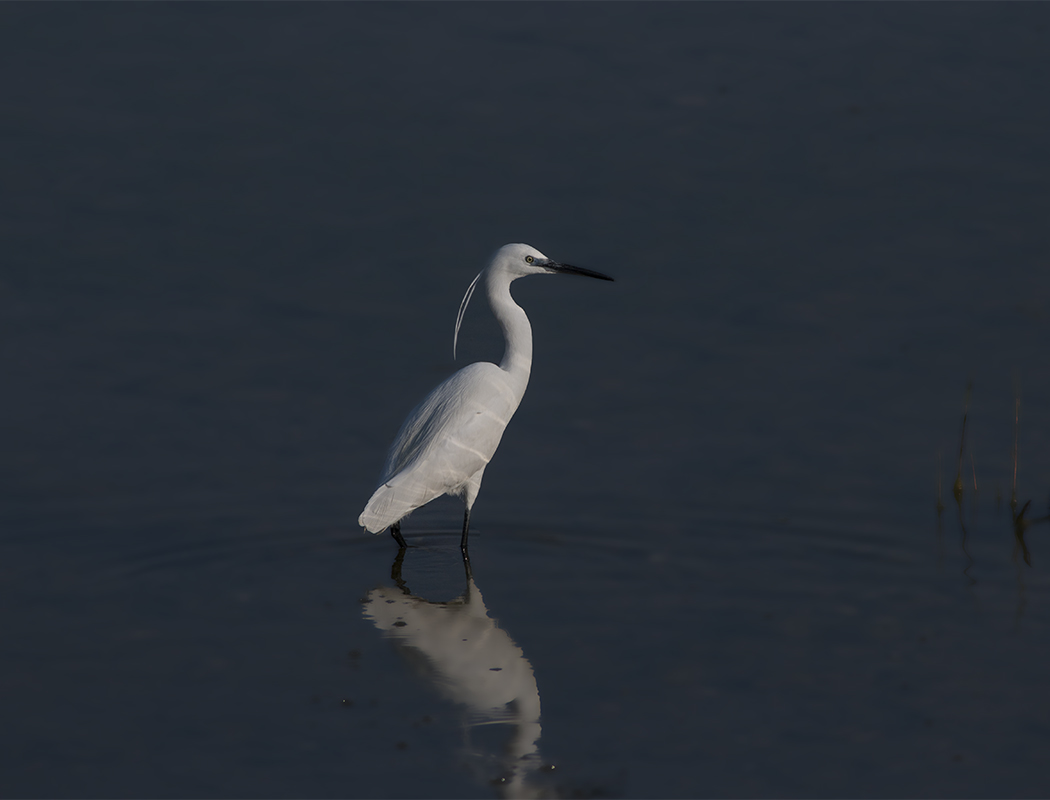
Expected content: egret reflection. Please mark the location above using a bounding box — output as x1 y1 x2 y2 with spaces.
363 550 546 797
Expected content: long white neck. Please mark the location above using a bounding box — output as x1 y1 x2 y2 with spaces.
485 269 532 387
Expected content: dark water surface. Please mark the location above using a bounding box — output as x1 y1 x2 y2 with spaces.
3 4 1050 798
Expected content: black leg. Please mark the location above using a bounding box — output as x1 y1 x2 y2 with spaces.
460 507 472 579
391 546 411 593
460 508 471 555
390 520 408 549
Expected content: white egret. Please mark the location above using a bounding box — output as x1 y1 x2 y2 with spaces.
358 243 613 553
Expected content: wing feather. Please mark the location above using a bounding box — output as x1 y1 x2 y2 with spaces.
358 362 522 533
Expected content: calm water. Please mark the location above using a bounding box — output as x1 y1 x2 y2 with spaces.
2 4 1049 797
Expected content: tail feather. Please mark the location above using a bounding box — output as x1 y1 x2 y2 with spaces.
358 465 445 533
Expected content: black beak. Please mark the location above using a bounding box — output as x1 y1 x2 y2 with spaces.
545 260 615 282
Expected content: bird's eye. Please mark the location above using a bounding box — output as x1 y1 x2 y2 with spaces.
525 255 534 264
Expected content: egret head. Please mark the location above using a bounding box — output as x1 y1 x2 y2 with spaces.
490 243 614 282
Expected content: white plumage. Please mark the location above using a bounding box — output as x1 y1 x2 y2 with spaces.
358 242 613 552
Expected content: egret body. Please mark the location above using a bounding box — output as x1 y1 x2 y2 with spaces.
358 243 612 553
